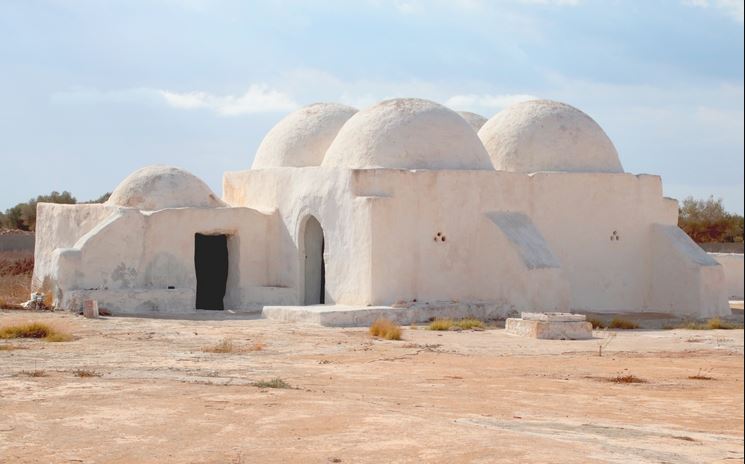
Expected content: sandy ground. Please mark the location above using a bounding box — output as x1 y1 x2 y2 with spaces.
0 311 743 464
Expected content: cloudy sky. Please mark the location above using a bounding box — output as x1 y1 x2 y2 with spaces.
1 0 743 212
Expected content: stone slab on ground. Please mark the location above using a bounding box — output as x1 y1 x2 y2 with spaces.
505 318 593 340
262 302 512 327
521 312 586 322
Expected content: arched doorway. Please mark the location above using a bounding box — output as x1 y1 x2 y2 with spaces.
303 216 325 305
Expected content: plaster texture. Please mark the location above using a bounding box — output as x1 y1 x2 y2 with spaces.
32 97 730 319
323 98 493 170
505 318 593 339
709 253 744 299
252 103 357 169
479 100 623 173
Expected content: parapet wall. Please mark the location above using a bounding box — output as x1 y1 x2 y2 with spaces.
709 253 744 299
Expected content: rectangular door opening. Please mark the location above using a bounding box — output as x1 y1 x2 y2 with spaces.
194 233 228 310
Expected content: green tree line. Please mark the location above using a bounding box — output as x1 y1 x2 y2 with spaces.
678 196 743 243
0 191 110 231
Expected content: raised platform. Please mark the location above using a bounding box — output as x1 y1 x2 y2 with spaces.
261 302 513 327
505 312 593 340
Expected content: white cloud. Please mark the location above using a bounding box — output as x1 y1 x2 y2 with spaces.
445 93 539 112
683 0 744 22
158 85 298 116
51 85 298 116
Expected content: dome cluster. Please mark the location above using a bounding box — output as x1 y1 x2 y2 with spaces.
251 98 623 173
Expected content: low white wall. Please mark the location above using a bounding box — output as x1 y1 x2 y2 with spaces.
710 253 744 300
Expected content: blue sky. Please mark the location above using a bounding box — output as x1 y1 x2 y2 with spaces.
1 0 743 212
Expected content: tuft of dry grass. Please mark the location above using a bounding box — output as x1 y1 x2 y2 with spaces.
587 317 606 329
688 368 715 380
0 322 73 342
428 318 485 331
253 378 291 389
455 318 485 330
606 374 647 384
73 369 102 378
18 370 47 377
428 318 454 331
688 374 715 380
369 319 402 340
202 338 265 353
608 318 640 330
685 318 743 330
247 341 265 352
202 338 236 353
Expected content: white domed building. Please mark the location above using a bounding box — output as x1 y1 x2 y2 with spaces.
34 98 729 320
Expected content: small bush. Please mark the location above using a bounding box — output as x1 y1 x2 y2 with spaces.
203 338 236 353
587 317 606 329
455 318 485 330
606 374 646 384
73 369 101 378
202 338 265 353
253 378 291 389
686 318 743 330
688 374 715 380
248 341 265 352
369 319 402 340
429 319 454 331
0 322 73 341
608 318 639 330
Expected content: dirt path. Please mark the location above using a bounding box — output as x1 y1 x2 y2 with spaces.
1 312 743 463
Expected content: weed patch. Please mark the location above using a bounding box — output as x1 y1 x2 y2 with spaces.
253 378 291 389
0 322 73 342
608 318 639 330
73 369 102 378
605 374 647 384
369 319 402 340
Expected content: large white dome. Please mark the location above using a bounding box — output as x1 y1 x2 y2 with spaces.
323 98 493 170
107 165 225 210
478 100 623 173
457 111 488 131
252 103 358 169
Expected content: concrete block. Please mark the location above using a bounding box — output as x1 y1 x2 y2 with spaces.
521 312 586 322
83 299 99 318
505 318 592 340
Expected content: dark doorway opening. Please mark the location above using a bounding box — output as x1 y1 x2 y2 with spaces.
303 216 326 305
194 233 228 310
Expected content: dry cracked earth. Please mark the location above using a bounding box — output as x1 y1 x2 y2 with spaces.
0 311 743 464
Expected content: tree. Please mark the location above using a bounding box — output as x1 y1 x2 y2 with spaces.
1 191 76 231
678 196 744 244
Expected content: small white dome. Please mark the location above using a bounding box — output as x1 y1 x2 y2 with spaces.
457 111 488 131
323 98 492 170
107 165 225 210
478 100 623 173
252 103 358 169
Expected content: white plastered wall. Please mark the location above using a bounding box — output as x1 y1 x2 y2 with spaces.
34 203 293 313
224 167 375 306
709 253 744 300
225 167 728 317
